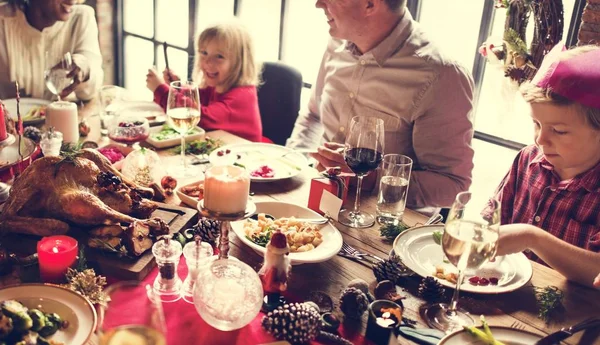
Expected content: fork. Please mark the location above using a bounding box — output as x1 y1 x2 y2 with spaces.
339 242 384 262
510 320 526 330
191 153 209 165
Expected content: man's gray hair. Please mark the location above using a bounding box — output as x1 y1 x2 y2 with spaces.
384 0 407 11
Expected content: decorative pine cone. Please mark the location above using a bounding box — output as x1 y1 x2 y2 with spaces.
504 66 526 83
372 255 412 284
262 302 321 344
194 217 221 243
339 287 369 320
316 331 353 345
418 276 446 302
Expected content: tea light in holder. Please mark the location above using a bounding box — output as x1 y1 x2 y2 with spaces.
37 235 78 283
45 101 79 144
365 300 403 345
199 165 255 259
152 237 183 302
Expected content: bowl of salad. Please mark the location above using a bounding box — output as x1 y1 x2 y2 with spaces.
145 125 205 149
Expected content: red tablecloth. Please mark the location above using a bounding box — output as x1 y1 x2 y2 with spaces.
107 256 370 345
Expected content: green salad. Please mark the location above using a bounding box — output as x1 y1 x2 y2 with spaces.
151 125 201 141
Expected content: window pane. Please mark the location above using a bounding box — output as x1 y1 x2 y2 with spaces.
124 0 153 38
196 0 235 34
156 46 191 81
238 0 281 63
474 2 577 144
124 36 154 101
418 0 485 72
282 0 330 85
156 0 189 48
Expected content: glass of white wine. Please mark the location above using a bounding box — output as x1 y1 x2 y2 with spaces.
98 281 167 345
424 191 500 333
44 51 74 101
166 81 201 178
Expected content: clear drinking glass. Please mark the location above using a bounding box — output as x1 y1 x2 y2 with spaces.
99 85 127 136
424 192 500 333
166 81 201 178
44 51 74 101
338 116 384 228
376 154 413 225
98 281 167 345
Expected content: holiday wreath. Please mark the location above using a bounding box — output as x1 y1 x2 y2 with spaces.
480 0 565 84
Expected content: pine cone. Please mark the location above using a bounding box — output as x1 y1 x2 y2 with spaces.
372 256 412 284
339 287 369 320
194 217 221 243
505 66 526 83
418 276 446 302
262 302 321 344
316 331 353 345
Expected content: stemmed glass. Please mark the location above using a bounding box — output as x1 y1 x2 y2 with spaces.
98 281 167 345
166 81 201 178
338 116 384 228
424 192 500 332
44 51 74 101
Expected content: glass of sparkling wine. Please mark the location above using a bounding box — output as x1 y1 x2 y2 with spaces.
376 154 413 225
98 281 167 345
424 192 500 333
44 51 74 101
166 81 201 178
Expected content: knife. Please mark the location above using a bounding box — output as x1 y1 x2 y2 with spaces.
163 42 170 71
534 317 600 345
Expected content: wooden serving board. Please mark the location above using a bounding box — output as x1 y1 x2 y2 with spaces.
85 202 198 281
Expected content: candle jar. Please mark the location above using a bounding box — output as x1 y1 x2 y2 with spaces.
40 130 63 157
45 101 79 144
181 240 213 304
37 235 78 283
365 300 403 345
203 165 250 216
152 238 183 302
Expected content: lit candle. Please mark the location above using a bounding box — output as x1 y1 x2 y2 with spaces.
0 102 7 142
203 165 250 215
37 235 78 283
45 101 79 144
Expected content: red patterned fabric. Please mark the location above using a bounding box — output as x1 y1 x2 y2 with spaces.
107 257 370 345
493 144 600 262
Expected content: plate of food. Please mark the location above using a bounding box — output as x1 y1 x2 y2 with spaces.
112 100 166 126
208 143 308 182
392 225 533 294
3 98 50 126
439 325 542 345
175 179 204 208
96 144 132 170
145 125 206 149
0 284 97 345
231 201 343 264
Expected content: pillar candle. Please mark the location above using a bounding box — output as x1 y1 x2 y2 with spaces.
37 235 78 283
203 165 250 214
45 101 79 144
0 103 7 141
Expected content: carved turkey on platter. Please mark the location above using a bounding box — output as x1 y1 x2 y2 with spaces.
0 149 169 255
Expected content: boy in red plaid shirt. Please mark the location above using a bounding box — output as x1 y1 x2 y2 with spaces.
493 44 600 288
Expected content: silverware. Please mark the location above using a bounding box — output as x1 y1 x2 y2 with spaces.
534 317 600 345
424 213 443 225
510 320 526 330
293 217 329 224
339 242 384 262
190 153 209 165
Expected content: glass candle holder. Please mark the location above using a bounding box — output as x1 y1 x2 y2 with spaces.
193 259 263 331
37 235 78 283
181 240 213 304
40 131 63 157
152 238 183 302
365 300 403 345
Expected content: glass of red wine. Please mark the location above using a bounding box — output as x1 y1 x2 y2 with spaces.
339 116 384 228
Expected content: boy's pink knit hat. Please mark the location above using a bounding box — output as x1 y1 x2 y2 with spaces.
532 42 600 109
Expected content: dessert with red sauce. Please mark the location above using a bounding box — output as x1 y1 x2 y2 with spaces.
108 117 150 146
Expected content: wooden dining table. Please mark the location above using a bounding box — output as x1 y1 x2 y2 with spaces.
1 99 599 345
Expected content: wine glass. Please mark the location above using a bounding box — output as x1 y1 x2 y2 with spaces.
166 81 201 178
338 116 384 228
424 192 500 333
44 51 74 101
98 281 167 345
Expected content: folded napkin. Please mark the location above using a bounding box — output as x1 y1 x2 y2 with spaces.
397 326 445 345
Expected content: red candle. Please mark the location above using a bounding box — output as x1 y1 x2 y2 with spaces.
0 103 7 141
37 235 78 283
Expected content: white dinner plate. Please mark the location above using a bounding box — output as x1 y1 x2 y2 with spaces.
392 225 533 294
113 100 166 126
4 98 50 126
145 126 206 149
0 284 97 345
208 143 308 182
438 326 542 345
231 201 343 264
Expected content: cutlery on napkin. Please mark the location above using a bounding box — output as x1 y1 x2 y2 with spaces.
533 317 600 345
